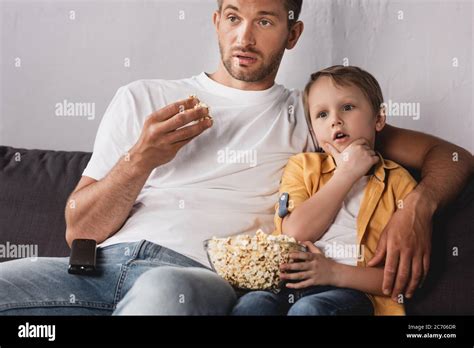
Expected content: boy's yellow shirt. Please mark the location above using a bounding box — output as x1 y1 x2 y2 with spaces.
273 152 417 316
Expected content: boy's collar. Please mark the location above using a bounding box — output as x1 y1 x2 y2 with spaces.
322 152 399 182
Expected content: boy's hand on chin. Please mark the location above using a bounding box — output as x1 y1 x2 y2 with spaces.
279 242 337 289
323 138 379 182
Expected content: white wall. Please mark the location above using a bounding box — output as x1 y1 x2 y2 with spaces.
1 0 472 153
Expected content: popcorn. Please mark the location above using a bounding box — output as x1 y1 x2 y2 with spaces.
205 230 305 291
177 95 213 130
190 94 213 123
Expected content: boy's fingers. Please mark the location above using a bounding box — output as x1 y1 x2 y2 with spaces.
279 270 310 280
288 251 312 261
344 138 371 151
323 142 339 157
285 279 313 289
371 155 380 165
352 137 371 146
280 261 310 271
301 241 322 254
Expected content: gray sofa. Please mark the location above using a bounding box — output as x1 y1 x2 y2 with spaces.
0 145 472 315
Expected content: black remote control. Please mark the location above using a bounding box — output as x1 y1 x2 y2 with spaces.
68 239 97 275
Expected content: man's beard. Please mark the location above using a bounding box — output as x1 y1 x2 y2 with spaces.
219 42 286 83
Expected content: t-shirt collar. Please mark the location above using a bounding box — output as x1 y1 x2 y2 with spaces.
196 72 284 105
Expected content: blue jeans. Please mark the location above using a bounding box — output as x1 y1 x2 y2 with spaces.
232 285 374 316
0 240 236 315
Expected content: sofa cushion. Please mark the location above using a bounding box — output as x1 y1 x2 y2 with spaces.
406 174 474 315
0 146 91 262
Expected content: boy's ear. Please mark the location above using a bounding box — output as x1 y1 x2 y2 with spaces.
375 105 387 132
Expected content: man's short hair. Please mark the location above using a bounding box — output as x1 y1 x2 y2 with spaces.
304 65 384 118
216 0 303 29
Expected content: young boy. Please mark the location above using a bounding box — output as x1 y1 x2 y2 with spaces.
231 66 417 316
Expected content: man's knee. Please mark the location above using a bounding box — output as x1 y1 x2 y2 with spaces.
115 266 236 315
0 257 70 313
0 257 66 285
0 257 39 278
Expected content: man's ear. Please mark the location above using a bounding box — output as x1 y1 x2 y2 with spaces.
213 10 221 32
375 106 387 132
286 21 304 50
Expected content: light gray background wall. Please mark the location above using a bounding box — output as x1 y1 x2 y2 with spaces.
1 0 473 153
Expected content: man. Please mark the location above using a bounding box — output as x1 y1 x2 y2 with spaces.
0 0 471 315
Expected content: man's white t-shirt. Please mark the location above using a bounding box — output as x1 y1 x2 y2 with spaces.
83 72 315 267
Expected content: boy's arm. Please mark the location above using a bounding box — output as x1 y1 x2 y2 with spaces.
282 242 385 296
283 171 356 242
372 125 474 298
279 139 378 242
332 263 385 296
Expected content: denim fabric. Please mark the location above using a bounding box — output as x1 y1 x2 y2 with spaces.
0 240 236 315
231 285 374 316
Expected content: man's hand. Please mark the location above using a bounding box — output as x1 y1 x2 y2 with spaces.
130 96 213 173
323 138 379 182
368 190 434 301
66 97 213 245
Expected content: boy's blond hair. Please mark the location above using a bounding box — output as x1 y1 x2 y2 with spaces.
304 65 384 120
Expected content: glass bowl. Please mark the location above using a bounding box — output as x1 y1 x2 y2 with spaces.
203 236 307 293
